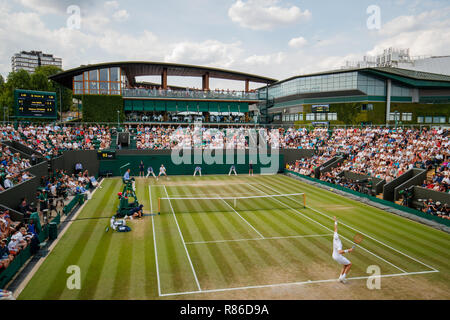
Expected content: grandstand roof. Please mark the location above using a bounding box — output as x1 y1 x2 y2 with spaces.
270 67 450 88
49 61 278 88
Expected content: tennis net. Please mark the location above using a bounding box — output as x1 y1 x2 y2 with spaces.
158 193 306 215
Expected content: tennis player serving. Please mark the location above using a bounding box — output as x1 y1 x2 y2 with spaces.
332 216 353 284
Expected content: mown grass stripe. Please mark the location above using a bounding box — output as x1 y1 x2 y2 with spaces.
269 176 450 269
39 179 121 299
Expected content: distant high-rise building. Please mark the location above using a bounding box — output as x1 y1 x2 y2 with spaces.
342 48 450 75
11 50 62 73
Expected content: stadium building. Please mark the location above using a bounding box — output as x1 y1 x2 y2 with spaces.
50 61 450 126
49 61 277 125
260 67 450 126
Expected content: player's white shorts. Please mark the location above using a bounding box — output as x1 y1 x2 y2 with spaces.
333 254 351 265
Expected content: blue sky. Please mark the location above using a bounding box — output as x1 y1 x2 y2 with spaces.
1 0 450 89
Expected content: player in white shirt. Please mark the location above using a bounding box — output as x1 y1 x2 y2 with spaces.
228 165 237 176
158 164 167 180
332 216 353 283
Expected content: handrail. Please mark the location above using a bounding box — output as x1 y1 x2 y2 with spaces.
123 88 261 100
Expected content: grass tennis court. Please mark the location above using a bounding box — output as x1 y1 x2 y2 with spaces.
18 175 450 300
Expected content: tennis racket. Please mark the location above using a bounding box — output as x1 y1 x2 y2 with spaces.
352 233 364 249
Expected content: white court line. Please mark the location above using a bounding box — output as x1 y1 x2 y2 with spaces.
221 199 265 239
247 183 408 274
149 185 153 214
163 185 202 292
186 233 333 245
259 177 439 272
159 269 439 297
152 216 162 297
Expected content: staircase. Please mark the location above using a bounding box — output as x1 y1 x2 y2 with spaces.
109 133 117 150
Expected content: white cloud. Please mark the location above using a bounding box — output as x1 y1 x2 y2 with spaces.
98 30 163 60
164 40 244 69
112 9 129 22
379 8 450 36
228 0 311 31
368 7 450 57
244 52 285 65
104 1 119 10
288 36 307 48
14 0 95 14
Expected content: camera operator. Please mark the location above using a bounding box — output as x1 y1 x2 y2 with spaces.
18 198 36 220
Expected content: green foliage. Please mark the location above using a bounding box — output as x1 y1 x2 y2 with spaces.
390 102 450 122
0 66 73 120
0 75 4 91
82 95 124 122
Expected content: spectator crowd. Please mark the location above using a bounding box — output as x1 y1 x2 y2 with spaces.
1 124 112 159
0 144 32 191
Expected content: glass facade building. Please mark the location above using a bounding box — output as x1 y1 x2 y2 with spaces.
262 70 416 101
266 71 359 99
73 67 125 95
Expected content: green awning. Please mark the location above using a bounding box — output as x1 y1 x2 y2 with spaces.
133 100 143 111
154 100 166 111
207 101 219 112
177 101 188 112
166 100 177 112
197 101 209 112
229 102 239 112
143 100 154 111
239 102 249 113
218 102 229 113
124 100 133 111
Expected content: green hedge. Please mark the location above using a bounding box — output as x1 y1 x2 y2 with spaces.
82 95 124 122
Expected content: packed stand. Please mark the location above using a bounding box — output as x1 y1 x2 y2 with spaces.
0 124 112 159
0 144 32 192
0 207 40 273
420 199 450 220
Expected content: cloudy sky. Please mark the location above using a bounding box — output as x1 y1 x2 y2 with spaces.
1 0 450 89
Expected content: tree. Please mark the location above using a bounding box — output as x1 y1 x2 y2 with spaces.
0 74 4 91
31 70 50 91
35 66 73 113
6 69 32 91
0 67 73 120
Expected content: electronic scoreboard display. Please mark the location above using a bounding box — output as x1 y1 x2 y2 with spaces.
312 105 330 113
97 150 116 160
14 90 58 119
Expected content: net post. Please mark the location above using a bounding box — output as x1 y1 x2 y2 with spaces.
303 193 306 208
158 198 161 214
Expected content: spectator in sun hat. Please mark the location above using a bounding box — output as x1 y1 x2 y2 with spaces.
3 174 13 189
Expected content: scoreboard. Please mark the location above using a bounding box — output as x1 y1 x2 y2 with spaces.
312 105 330 113
14 90 58 119
97 150 116 160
